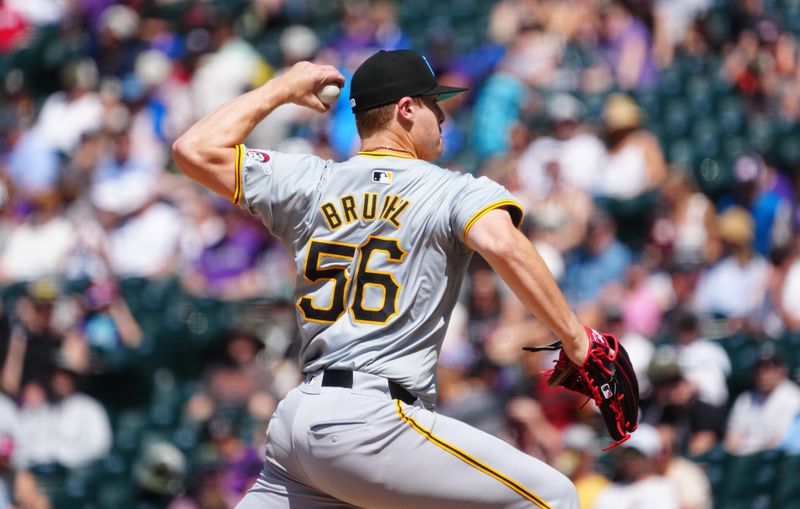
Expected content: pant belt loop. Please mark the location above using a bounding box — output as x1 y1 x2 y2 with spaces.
320 370 416 405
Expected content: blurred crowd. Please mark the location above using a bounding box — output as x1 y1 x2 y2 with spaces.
0 0 799 507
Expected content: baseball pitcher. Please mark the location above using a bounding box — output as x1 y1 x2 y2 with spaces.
173 49 637 509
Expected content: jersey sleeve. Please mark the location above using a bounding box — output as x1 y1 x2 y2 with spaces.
448 173 524 246
235 144 326 239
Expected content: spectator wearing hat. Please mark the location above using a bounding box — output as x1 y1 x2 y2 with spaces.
517 93 606 199
90 171 182 278
656 424 713 509
724 342 800 455
555 424 610 509
189 8 272 120
692 206 770 320
133 441 187 506
718 153 793 257
16 367 112 469
515 95 600 256
643 348 727 456
593 424 680 509
597 93 667 249
0 190 77 284
34 58 103 156
657 258 704 342
48 367 112 468
184 330 275 429
671 311 731 408
60 278 142 373
561 209 632 309
93 4 145 78
92 120 159 188
0 280 63 398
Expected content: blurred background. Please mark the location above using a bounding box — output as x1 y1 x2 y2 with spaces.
0 0 799 507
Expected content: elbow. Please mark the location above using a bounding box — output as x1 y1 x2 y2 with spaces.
172 132 216 181
171 135 195 176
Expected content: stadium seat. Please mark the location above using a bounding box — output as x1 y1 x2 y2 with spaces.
667 138 696 170
657 66 684 99
94 479 136 508
787 7 800 34
662 99 691 140
691 118 721 159
775 127 800 167
102 451 130 478
113 409 150 462
634 88 661 119
717 449 783 509
714 334 762 398
775 454 800 507
720 134 747 160
686 76 714 117
746 117 776 154
172 422 202 457
717 96 746 135
691 445 727 503
778 332 800 381
580 92 612 122
29 463 67 500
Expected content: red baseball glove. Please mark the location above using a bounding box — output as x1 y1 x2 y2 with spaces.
524 326 639 449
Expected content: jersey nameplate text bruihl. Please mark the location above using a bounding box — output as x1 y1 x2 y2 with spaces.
319 193 411 230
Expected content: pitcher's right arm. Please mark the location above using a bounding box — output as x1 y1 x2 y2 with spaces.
172 62 344 202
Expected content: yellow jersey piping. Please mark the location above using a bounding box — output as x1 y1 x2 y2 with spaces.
394 400 553 509
232 144 244 204
462 199 524 243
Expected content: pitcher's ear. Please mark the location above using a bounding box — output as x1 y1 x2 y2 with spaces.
396 96 415 120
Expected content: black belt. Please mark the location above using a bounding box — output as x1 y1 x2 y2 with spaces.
321 370 416 405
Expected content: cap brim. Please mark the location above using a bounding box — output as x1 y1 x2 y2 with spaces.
421 85 468 101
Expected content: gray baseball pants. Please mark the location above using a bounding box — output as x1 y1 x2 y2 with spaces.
236 371 578 509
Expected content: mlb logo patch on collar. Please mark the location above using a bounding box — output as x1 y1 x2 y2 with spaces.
373 170 393 184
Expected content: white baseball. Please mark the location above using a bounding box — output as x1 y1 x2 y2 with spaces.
317 84 341 105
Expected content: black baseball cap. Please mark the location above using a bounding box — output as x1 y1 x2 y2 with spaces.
349 50 468 113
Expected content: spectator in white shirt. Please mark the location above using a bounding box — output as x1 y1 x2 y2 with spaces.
34 59 103 156
517 93 606 199
673 311 731 407
49 368 111 468
725 343 800 455
693 206 770 320
0 191 77 283
90 174 181 278
593 424 680 509
16 368 112 469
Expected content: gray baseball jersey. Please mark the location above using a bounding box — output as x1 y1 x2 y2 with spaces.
235 146 523 405
234 146 579 509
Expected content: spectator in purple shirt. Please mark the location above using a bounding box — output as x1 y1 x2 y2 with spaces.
182 204 268 300
601 1 659 90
